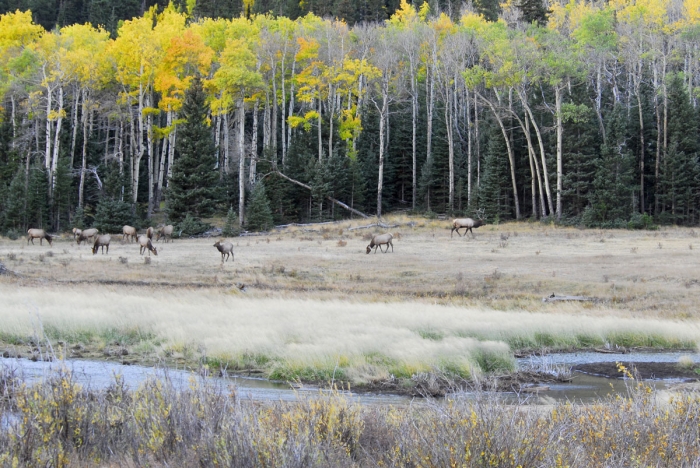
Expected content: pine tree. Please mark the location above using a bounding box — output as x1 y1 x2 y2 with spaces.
245 182 274 232
584 104 634 227
222 206 240 237
658 74 699 225
26 163 49 229
3 169 26 232
94 198 134 233
517 0 551 26
478 125 511 222
166 76 220 223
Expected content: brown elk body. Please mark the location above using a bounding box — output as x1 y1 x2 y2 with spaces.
77 228 98 245
157 225 173 243
451 218 485 238
92 234 111 255
27 229 53 246
146 227 154 239
213 240 234 262
138 235 158 256
366 233 393 254
122 225 137 242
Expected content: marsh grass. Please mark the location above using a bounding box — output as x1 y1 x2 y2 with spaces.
2 368 700 467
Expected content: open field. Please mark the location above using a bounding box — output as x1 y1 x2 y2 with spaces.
2 216 700 384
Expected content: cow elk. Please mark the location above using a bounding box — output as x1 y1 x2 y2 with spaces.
451 209 486 238
72 227 82 240
214 240 234 262
366 233 393 254
138 235 158 256
146 226 154 239
122 225 137 242
157 225 173 243
77 228 99 245
27 229 53 246
92 235 111 255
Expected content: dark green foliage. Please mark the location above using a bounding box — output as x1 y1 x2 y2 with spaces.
561 103 598 217
26 163 49 230
93 198 134 233
474 0 501 21
176 213 210 237
222 206 240 237
51 157 72 232
517 0 550 26
3 169 26 232
72 206 85 230
583 104 634 228
166 76 220 223
245 182 274 232
657 74 699 225
478 125 512 222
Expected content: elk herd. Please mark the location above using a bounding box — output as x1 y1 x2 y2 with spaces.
24 211 487 263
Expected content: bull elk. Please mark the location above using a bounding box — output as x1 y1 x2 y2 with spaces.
122 225 137 242
366 233 393 254
92 234 111 255
138 235 158 256
157 225 173 243
451 210 486 238
214 240 234 262
27 229 52 246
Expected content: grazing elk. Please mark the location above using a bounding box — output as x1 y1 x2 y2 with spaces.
77 228 99 245
213 240 234 262
366 233 393 254
451 210 486 238
27 229 53 246
138 235 158 256
72 227 82 240
146 226 154 239
157 225 173 243
122 225 137 242
92 234 111 255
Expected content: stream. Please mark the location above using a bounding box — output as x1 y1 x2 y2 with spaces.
2 351 698 406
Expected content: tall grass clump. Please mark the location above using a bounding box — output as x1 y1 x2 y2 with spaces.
1 368 700 466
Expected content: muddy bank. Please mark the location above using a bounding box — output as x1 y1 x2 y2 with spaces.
573 361 700 380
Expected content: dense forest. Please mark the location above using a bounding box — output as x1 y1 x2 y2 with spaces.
0 0 699 235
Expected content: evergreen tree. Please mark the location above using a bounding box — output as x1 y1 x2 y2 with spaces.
658 74 699 224
584 105 634 227
478 125 511 222
245 182 274 231
166 76 220 223
3 169 26 232
222 206 240 237
517 0 550 26
94 198 134 233
26 163 49 229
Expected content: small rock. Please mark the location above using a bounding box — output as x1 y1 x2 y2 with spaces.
119 348 129 356
1 350 9 358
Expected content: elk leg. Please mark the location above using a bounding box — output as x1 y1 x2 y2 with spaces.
390 241 393 252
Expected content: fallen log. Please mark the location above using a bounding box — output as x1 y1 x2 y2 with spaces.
347 223 398 231
594 347 629 354
542 294 598 303
270 170 369 219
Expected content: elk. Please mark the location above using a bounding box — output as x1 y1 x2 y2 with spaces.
138 235 158 256
92 234 111 255
366 233 393 254
76 228 99 245
214 240 234 262
72 227 82 240
122 225 137 242
146 226 154 239
27 229 53 246
157 225 173 243
451 210 486 238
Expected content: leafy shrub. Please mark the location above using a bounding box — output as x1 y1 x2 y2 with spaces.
177 214 210 237
627 212 658 230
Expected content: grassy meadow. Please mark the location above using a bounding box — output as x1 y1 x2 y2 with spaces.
2 215 700 384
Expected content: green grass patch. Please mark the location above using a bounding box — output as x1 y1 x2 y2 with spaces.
472 351 515 374
415 329 444 341
42 325 158 347
605 332 693 349
0 331 28 346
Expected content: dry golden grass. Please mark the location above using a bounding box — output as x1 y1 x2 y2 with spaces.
2 216 700 381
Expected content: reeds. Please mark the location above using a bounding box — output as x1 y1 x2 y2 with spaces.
1 367 699 467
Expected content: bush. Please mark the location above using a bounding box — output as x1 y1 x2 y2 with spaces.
4 229 19 240
94 198 134 234
177 214 210 237
627 212 658 230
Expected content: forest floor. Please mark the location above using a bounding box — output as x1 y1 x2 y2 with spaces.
2 215 700 391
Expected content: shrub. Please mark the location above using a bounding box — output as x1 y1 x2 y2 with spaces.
177 214 210 237
627 212 658 230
